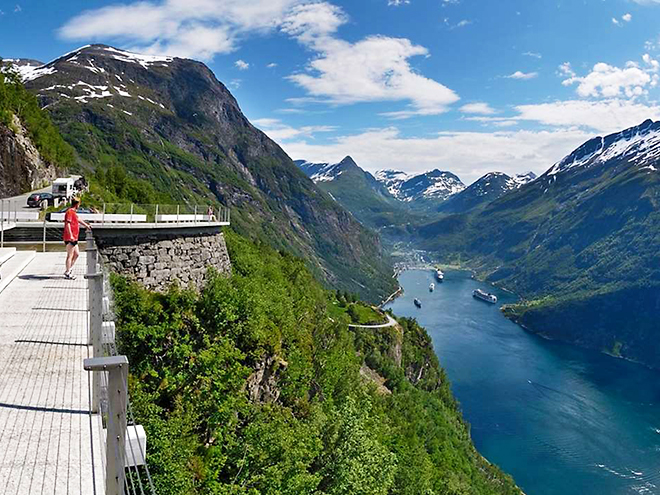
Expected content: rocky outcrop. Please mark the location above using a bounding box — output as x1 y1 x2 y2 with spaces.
246 355 288 403
0 115 57 197
95 226 231 291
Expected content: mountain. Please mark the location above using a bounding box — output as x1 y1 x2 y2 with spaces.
12 44 395 301
375 169 465 209
438 171 537 213
419 119 660 368
295 156 416 228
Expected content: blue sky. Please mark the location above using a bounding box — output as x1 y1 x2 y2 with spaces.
3 0 660 182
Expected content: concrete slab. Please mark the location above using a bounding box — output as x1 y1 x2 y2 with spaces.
0 252 104 494
0 251 36 295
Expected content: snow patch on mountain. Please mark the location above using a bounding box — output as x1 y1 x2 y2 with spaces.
375 169 465 203
548 120 660 177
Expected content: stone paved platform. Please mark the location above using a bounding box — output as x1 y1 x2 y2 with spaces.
0 252 104 494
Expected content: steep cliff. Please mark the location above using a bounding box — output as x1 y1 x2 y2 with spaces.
0 114 58 197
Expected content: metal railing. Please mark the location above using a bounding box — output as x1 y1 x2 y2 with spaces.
0 200 230 249
0 200 230 225
84 230 157 495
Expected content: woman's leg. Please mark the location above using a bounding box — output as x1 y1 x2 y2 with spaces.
65 243 74 274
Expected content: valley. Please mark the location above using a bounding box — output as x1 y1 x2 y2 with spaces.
296 120 660 370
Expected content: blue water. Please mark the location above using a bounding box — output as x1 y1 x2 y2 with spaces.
385 269 660 495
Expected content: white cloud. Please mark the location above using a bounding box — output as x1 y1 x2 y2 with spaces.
515 99 660 132
280 126 592 183
505 70 538 80
13 4 21 12
612 17 620 25
562 58 659 98
252 117 337 141
387 0 410 5
632 0 660 4
285 6 460 117
460 102 497 115
523 51 542 59
59 0 308 60
235 59 250 70
623 13 632 22
558 62 575 78
455 19 472 28
267 62 278 68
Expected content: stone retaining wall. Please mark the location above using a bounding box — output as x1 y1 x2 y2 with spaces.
95 226 231 291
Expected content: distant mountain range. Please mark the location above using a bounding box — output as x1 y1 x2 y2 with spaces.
296 155 537 220
4 44 396 302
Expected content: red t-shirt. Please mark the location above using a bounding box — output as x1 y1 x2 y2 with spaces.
63 208 80 242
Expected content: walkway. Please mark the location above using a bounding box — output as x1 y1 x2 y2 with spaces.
0 252 103 494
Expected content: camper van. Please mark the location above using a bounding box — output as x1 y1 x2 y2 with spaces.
51 178 76 200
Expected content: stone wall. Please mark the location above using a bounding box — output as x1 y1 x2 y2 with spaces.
94 226 231 291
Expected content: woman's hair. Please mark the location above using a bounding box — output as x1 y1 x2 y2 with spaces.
71 198 80 207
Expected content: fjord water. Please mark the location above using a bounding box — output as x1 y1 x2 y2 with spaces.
385 270 660 495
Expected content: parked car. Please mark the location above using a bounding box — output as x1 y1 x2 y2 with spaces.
27 192 55 209
45 206 93 221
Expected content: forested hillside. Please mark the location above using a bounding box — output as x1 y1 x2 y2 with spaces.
112 231 520 495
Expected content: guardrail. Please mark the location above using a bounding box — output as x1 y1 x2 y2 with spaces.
84 230 157 495
0 201 230 250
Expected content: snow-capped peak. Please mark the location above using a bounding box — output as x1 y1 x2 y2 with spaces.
374 169 465 202
547 119 660 177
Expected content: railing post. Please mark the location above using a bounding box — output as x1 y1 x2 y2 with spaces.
85 229 103 412
84 356 128 495
1 200 4 248
176 205 180 225
129 204 133 224
102 203 106 226
42 217 46 253
155 204 159 225
194 205 197 225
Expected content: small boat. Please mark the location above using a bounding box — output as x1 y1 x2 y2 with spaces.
473 289 497 304
429 283 435 292
435 269 444 282
414 298 422 308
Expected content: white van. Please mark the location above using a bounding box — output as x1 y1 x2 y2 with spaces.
52 178 75 200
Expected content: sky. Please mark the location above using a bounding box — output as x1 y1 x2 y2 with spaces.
3 0 660 183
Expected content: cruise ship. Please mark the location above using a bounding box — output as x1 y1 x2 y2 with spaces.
472 289 497 304
435 269 444 282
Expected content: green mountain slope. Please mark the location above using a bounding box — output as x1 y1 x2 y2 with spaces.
418 120 660 368
295 156 421 229
112 231 521 495
19 45 395 302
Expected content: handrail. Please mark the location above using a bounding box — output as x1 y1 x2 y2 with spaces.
84 230 157 495
0 200 231 228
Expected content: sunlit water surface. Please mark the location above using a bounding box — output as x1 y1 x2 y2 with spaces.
385 270 660 495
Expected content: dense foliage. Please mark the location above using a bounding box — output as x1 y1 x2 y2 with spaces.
111 231 519 495
0 64 74 168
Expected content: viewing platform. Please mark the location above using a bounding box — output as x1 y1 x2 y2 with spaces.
0 200 232 494
0 251 104 494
